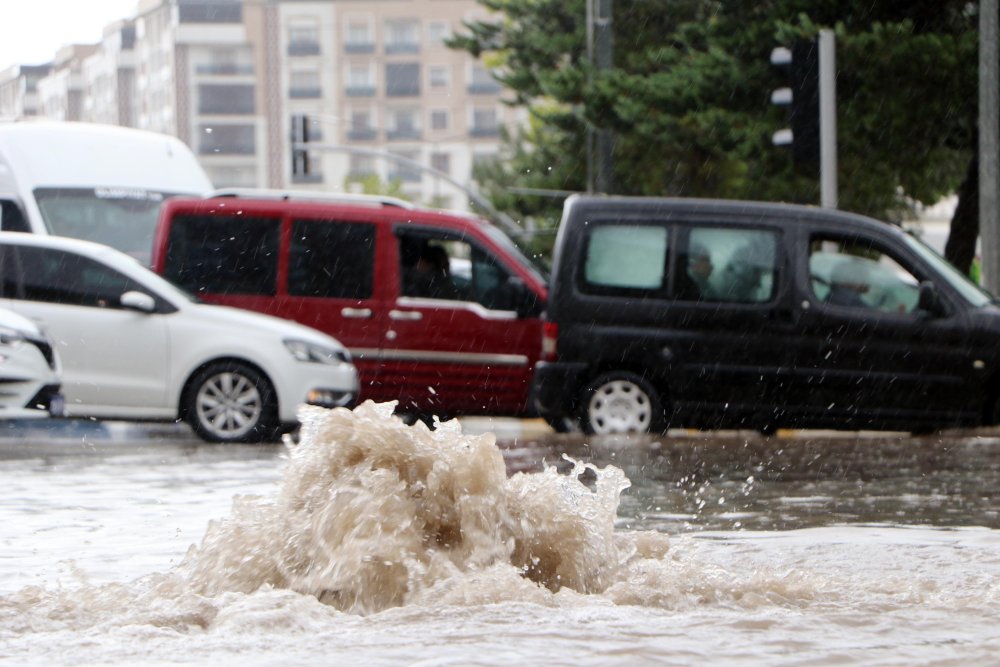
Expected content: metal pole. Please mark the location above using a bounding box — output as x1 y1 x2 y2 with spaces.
594 0 614 193
293 141 524 238
585 0 594 193
818 29 837 209
980 0 1000 292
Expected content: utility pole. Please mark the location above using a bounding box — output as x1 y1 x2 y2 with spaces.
818 29 837 209
981 0 1000 293
586 0 613 193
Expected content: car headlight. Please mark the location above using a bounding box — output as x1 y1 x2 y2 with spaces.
284 339 351 364
0 326 25 348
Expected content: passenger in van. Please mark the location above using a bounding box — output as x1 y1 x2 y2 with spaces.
675 242 714 301
405 244 462 300
825 259 871 308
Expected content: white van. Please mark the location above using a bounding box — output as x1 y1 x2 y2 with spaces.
0 121 212 264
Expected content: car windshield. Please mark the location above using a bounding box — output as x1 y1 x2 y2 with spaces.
902 233 993 308
34 187 181 265
483 224 549 282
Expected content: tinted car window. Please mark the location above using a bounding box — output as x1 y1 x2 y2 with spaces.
809 236 921 314
163 214 279 296
0 245 144 308
288 219 376 299
584 225 668 291
680 227 779 304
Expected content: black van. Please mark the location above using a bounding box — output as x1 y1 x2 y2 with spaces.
532 195 1000 435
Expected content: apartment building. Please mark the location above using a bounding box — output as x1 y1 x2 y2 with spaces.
0 65 52 119
270 0 515 209
3 0 515 208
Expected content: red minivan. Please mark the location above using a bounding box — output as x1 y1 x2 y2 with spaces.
150 193 548 420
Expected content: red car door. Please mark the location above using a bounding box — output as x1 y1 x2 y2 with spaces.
372 224 543 417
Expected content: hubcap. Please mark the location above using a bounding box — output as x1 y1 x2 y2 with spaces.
195 371 263 440
588 379 651 434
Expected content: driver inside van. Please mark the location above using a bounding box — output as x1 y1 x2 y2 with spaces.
404 243 461 300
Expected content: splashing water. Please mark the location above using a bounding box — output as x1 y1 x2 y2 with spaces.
180 401 652 614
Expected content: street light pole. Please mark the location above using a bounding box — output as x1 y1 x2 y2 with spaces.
980 0 1000 293
292 141 525 238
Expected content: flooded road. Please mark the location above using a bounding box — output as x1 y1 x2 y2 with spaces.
2 408 1000 665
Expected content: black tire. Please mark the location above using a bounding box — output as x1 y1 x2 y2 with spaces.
579 371 666 435
185 361 279 443
544 414 578 433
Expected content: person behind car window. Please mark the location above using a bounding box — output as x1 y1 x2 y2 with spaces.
675 241 714 301
826 259 871 308
405 243 461 300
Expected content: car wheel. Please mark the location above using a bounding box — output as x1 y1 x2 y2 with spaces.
579 371 665 435
185 362 279 443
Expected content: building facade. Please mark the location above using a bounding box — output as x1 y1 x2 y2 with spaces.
1 0 517 210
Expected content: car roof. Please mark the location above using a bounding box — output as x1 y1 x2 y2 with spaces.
562 194 894 232
160 196 494 233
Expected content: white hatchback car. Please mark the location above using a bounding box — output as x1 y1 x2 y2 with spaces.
0 306 62 419
0 232 358 442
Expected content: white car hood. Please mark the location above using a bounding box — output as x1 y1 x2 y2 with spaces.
0 307 44 337
182 302 346 349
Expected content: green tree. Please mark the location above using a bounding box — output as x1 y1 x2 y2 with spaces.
451 0 978 263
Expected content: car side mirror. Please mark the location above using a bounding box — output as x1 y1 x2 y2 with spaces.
120 290 156 313
917 281 945 317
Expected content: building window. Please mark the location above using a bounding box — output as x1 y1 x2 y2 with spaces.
468 64 502 94
388 108 421 140
427 21 450 46
428 65 449 89
348 154 377 179
385 18 420 54
289 70 321 98
178 0 242 24
346 64 375 96
292 149 323 184
345 17 374 53
288 23 321 56
199 124 256 155
388 149 421 183
348 109 376 141
430 152 451 175
430 109 449 131
386 63 420 97
470 107 499 137
197 84 255 114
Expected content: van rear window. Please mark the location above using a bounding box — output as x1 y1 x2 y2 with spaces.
163 214 280 296
583 225 668 291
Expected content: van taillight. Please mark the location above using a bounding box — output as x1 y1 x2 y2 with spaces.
541 321 558 361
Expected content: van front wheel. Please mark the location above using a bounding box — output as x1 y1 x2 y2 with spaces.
580 372 665 435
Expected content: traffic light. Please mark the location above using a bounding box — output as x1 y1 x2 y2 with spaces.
771 38 821 173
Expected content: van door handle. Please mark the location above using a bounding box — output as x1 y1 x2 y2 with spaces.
389 309 423 321
341 307 372 319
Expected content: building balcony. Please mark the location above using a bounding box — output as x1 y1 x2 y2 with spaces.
287 41 321 57
345 85 376 97
385 43 420 55
387 128 422 141
195 63 254 76
344 42 375 54
467 82 503 95
289 87 322 99
469 125 500 138
347 128 377 141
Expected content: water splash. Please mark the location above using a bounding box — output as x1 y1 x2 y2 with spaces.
180 401 644 614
